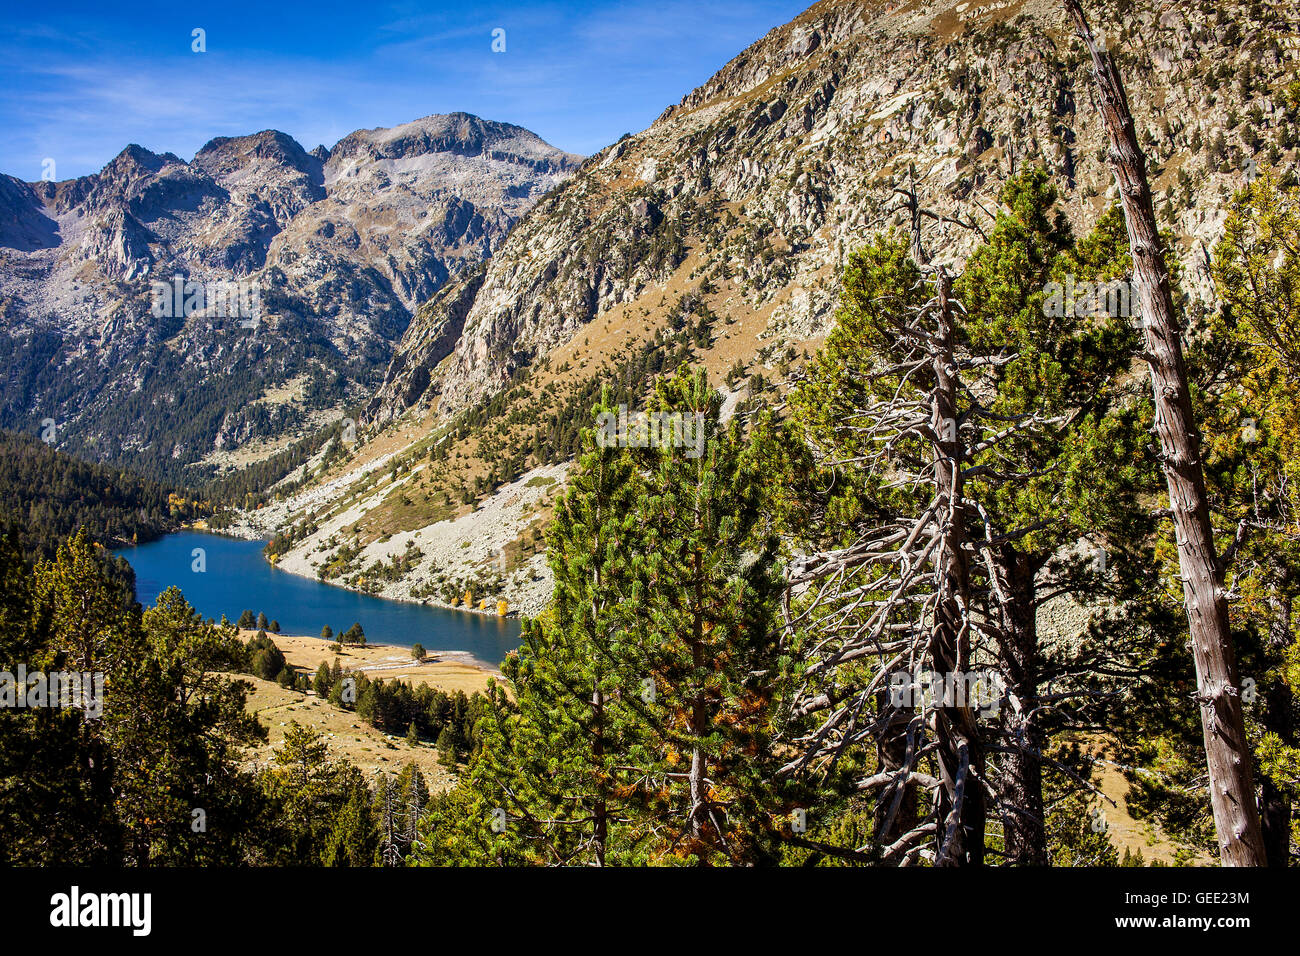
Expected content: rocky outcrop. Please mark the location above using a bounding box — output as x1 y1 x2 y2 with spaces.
0 176 59 252
81 207 154 280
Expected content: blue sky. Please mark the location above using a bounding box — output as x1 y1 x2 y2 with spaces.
0 0 810 181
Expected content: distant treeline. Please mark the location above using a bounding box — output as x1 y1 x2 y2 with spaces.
0 429 198 564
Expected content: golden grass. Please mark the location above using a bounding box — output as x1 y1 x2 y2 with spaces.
234 629 500 784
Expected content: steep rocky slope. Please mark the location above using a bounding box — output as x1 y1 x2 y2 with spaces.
0 114 580 481
368 0 1298 426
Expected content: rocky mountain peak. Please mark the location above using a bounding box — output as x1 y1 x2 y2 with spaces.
105 143 181 176
327 112 581 177
194 129 324 185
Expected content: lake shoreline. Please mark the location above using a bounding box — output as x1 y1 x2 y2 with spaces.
188 519 531 621
200 460 562 619
238 627 504 689
116 530 522 670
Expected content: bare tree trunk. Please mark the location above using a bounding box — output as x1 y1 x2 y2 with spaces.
931 266 986 867
590 554 608 867
903 182 986 866
1063 0 1266 866
688 550 709 848
592 688 608 867
925 255 985 865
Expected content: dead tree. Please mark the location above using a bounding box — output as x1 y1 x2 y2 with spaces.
783 179 990 866
906 184 988 866
782 169 1126 864
1063 0 1266 866
378 774 403 867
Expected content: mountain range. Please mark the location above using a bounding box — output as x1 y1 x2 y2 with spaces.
0 113 580 480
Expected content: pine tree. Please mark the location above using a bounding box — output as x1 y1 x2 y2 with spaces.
629 366 783 864
1204 171 1300 866
780 219 991 866
263 721 354 863
462 387 648 865
322 783 379 867
33 527 139 676
774 170 1166 866
313 661 332 698
952 169 1155 864
1 528 117 864
437 727 458 769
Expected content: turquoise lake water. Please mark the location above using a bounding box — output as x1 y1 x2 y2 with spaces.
115 530 521 668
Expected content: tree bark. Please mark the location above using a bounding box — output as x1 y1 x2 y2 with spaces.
928 262 986 866
1063 0 1266 866
873 688 919 849
592 688 608 866
688 549 710 849
590 531 609 867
